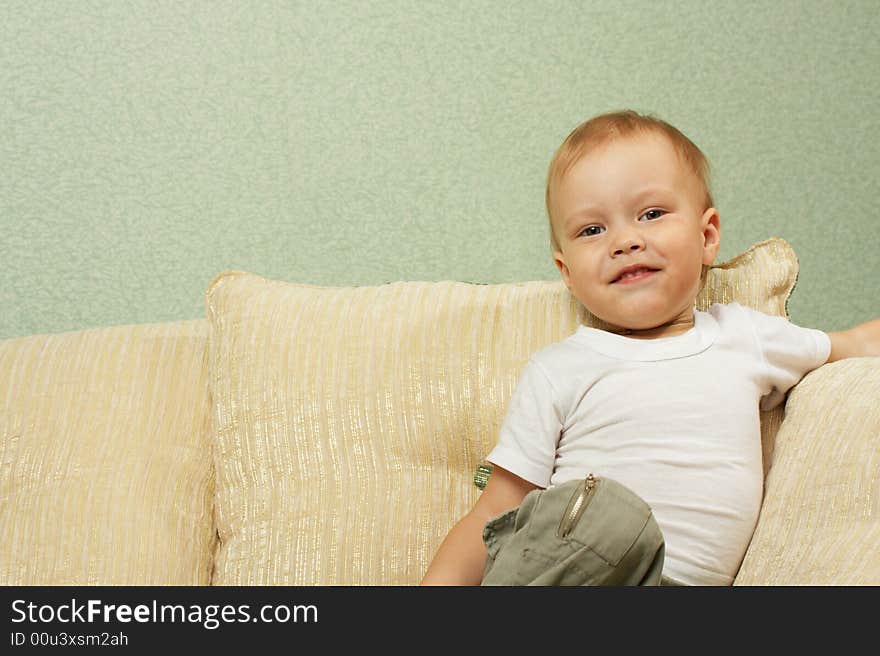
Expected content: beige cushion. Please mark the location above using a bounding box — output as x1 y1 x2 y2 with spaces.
734 357 880 585
205 237 800 585
0 320 216 585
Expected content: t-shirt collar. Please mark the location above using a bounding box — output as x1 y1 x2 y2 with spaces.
573 309 719 361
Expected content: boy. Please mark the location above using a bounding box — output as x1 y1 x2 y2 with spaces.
421 109 880 586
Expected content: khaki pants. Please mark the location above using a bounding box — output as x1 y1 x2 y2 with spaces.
481 474 673 586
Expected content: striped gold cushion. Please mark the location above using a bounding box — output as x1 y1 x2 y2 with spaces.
0 320 216 585
205 238 799 585
734 357 880 585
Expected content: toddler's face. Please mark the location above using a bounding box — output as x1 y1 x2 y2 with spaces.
551 132 720 335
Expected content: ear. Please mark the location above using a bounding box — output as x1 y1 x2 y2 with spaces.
553 250 573 290
700 207 721 266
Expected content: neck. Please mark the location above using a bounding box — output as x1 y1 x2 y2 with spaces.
608 314 695 337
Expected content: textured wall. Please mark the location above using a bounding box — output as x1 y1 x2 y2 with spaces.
2 0 878 339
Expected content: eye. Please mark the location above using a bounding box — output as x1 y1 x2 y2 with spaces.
578 225 604 237
639 208 666 221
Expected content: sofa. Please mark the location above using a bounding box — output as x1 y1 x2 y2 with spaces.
1 237 878 586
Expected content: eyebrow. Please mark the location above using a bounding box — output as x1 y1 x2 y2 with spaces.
563 186 675 229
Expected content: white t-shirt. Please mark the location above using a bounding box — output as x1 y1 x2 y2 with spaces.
486 302 831 586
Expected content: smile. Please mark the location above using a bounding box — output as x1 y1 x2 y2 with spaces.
612 269 658 284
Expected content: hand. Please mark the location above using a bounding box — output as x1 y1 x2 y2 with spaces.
828 318 880 362
850 318 880 357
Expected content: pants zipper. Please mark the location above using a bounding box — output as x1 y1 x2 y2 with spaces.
557 473 598 539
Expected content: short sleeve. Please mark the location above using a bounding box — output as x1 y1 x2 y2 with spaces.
735 303 832 411
485 357 562 488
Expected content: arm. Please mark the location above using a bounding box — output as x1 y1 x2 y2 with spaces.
420 466 539 585
826 318 880 363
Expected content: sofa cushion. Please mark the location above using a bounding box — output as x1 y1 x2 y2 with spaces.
0 320 216 585
734 357 880 585
204 237 799 585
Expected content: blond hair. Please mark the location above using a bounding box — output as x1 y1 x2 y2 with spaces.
545 110 714 255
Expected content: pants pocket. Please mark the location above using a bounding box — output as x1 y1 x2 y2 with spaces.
481 476 665 586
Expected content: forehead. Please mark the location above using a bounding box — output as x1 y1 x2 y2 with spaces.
564 132 688 188
552 132 702 222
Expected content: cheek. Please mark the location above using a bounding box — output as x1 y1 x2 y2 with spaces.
664 229 704 260
572 260 602 283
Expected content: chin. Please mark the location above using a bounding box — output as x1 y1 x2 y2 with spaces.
609 308 667 330
607 309 678 332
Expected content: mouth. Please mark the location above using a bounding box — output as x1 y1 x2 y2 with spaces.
611 267 660 284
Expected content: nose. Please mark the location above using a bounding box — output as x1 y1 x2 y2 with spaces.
610 231 645 257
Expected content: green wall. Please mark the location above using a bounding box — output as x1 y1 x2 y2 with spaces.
2 0 878 339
